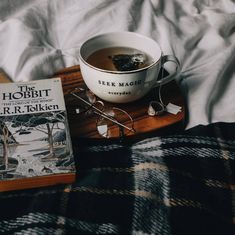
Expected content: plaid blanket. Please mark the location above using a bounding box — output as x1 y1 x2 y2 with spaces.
0 122 235 235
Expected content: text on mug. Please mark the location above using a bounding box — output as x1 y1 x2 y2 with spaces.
98 80 142 87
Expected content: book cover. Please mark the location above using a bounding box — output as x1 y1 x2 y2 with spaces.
0 78 75 192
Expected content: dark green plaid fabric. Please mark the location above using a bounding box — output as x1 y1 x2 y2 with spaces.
0 122 235 235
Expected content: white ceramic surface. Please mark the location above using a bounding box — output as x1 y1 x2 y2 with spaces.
79 31 179 103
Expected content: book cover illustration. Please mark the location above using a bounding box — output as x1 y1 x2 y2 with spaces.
0 78 75 182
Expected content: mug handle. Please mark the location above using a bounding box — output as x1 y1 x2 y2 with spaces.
155 55 180 87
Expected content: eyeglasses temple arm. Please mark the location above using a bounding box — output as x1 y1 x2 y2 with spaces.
71 92 135 133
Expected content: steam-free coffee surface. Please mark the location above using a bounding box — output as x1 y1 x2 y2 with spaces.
86 47 154 71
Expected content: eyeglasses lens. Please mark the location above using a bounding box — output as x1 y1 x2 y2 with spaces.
96 107 134 138
73 88 96 115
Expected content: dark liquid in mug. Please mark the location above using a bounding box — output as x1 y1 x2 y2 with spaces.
86 47 154 72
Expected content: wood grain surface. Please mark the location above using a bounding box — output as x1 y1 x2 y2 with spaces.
55 65 185 140
0 65 185 191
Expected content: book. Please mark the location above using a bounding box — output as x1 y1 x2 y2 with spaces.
0 77 76 192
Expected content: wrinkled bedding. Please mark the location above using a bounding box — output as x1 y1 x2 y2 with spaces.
0 1 235 234
0 0 235 129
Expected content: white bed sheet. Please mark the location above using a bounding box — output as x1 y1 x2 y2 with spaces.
0 0 234 129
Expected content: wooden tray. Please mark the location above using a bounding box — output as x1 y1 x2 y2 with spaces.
55 65 185 140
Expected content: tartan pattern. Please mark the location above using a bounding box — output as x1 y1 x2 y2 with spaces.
0 122 235 235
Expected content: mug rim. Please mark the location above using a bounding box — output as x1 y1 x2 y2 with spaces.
79 31 161 74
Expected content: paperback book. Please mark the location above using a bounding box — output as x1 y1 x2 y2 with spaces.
0 78 75 192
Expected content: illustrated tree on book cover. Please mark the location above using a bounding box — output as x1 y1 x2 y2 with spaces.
0 121 18 172
0 111 74 179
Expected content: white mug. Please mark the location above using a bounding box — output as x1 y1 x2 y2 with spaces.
79 31 180 103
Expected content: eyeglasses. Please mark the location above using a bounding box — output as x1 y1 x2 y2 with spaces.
70 88 135 138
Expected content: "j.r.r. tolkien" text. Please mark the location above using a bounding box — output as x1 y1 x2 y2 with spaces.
1 104 59 115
